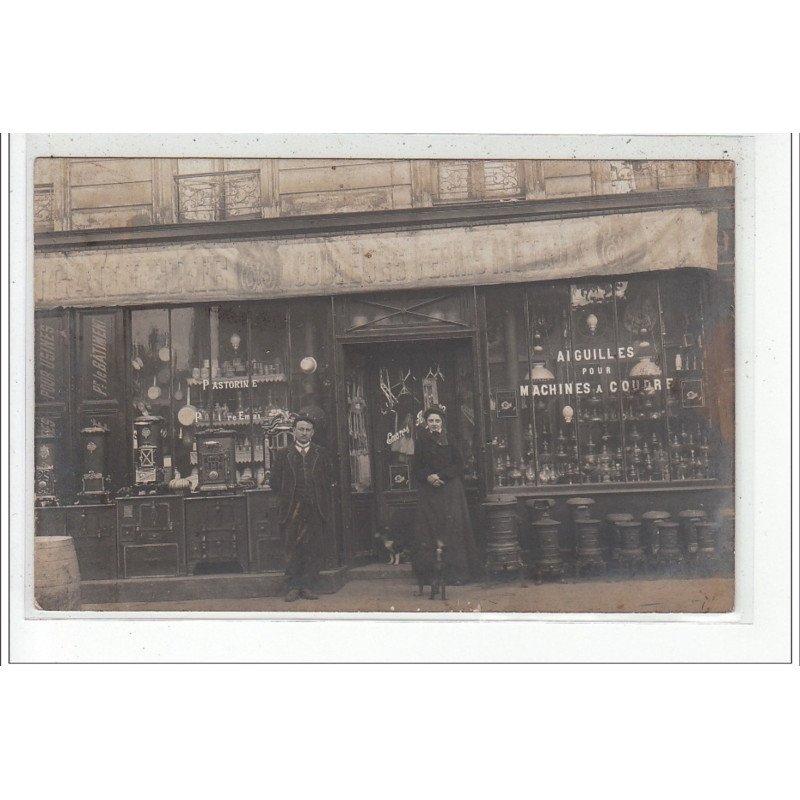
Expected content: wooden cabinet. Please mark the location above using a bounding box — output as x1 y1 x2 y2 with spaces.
36 504 116 580
117 495 186 578
245 489 285 572
185 494 249 574
66 505 117 580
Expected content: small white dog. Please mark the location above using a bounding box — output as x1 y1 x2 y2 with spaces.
374 532 404 565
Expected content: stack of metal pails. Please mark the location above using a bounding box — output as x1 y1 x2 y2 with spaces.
482 499 524 578
524 498 566 584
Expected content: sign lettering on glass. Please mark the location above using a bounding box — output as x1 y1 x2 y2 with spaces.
520 378 675 397
81 313 116 401
35 317 63 402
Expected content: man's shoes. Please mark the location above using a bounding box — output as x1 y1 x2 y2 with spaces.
299 588 319 600
284 588 301 602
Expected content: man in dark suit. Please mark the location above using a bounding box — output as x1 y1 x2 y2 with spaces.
269 414 333 602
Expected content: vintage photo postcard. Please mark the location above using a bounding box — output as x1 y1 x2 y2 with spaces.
24 137 744 619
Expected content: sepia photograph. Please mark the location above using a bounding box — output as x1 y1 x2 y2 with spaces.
2 8 797 800
29 144 737 615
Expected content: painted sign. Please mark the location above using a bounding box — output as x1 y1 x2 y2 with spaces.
520 377 676 397
35 313 68 403
35 208 718 308
80 312 118 401
495 389 519 418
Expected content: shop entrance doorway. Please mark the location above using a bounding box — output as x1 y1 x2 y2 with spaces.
343 338 480 563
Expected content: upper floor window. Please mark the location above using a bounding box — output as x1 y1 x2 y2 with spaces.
34 184 55 232
176 161 262 222
434 160 524 203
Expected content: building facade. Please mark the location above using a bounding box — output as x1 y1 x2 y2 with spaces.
33 157 735 587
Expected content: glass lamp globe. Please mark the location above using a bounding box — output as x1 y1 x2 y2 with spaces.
528 361 556 381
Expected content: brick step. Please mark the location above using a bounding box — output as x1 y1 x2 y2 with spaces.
347 562 414 581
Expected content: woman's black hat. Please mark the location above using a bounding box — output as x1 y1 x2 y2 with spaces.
423 406 446 421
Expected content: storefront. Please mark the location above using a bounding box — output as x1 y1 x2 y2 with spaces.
33 181 735 587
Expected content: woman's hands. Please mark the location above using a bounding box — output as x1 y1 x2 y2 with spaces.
427 473 445 487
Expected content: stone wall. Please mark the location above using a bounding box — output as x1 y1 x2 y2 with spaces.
34 157 735 233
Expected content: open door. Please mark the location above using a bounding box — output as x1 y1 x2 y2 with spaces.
343 339 479 563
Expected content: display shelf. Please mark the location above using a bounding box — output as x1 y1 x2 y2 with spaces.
484 276 719 490
191 450 264 464
195 418 260 427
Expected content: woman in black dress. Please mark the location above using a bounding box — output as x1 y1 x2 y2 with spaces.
412 406 481 586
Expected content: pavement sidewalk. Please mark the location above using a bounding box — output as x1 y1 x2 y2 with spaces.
82 567 734 614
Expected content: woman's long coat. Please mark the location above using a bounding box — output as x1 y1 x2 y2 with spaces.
412 432 481 583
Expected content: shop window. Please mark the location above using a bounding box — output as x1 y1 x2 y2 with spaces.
289 299 331 448
130 308 174 474
486 290 531 486
77 309 125 492
130 301 333 490
171 304 290 487
660 275 713 480
455 348 479 488
569 281 627 484
79 311 121 403
249 303 290 478
169 307 208 484
35 312 70 406
35 311 71 502
527 284 579 485
612 279 669 482
485 274 713 489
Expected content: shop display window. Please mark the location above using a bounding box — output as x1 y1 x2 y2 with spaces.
35 312 70 405
660 275 713 480
485 273 714 489
169 306 207 483
35 311 71 502
455 349 479 488
248 303 290 480
80 311 121 404
612 279 669 482
130 301 328 490
289 299 332 448
486 291 531 487
130 308 173 474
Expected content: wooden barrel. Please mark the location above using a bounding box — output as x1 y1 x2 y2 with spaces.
35 536 81 610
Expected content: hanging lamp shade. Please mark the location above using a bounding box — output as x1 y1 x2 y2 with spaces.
629 356 661 377
528 361 556 381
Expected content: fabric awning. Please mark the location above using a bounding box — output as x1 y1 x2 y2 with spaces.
35 207 717 309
